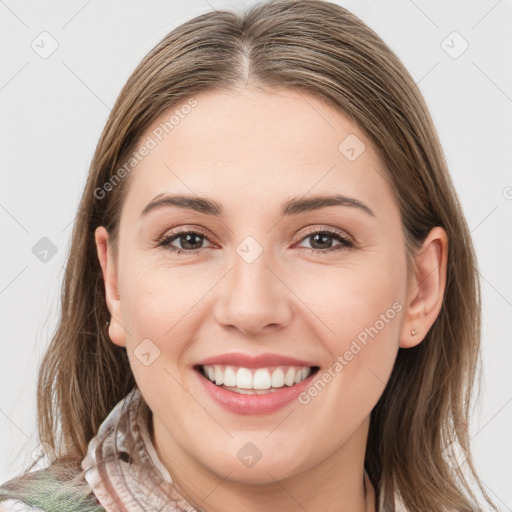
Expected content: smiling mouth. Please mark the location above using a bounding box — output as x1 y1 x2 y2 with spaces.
194 364 320 394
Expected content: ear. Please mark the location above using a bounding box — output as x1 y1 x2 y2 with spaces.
95 226 126 348
400 226 449 348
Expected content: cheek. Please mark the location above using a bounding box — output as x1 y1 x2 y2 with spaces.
300 257 404 339
117 257 216 399
118 264 197 410
293 269 405 435
119 255 196 338
296 255 406 390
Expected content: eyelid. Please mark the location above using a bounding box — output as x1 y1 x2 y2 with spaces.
156 225 211 243
293 225 354 246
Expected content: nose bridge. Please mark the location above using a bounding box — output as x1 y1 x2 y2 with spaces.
213 234 293 334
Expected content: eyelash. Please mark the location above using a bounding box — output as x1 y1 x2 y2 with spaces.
156 226 354 256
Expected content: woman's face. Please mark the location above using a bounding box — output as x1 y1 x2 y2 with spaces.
96 87 425 486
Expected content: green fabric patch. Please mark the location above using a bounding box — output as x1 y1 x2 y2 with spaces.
0 468 105 512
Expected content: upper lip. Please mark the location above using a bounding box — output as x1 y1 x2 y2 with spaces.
195 352 319 369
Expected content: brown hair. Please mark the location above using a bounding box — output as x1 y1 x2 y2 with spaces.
2 1 498 510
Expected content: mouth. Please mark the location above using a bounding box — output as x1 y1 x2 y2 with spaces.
194 364 321 395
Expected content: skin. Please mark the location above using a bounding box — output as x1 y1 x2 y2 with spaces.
95 86 448 512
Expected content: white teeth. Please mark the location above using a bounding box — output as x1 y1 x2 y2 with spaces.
253 368 272 390
224 366 237 387
284 367 295 386
236 368 253 389
271 367 285 388
294 368 309 384
214 366 224 386
201 364 314 391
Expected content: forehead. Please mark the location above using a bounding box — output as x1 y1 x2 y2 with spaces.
122 87 395 217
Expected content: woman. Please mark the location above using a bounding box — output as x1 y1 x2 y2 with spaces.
0 0 498 510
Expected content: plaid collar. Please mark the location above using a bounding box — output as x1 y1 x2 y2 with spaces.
81 387 204 511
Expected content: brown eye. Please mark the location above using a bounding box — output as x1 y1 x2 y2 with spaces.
296 228 354 254
158 230 212 255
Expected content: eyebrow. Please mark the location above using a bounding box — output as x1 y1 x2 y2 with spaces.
140 193 375 218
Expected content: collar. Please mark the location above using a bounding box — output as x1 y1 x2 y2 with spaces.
81 387 204 511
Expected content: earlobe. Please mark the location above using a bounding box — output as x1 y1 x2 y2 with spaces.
94 226 127 348
399 226 449 349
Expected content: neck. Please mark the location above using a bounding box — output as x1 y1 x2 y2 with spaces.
152 416 376 512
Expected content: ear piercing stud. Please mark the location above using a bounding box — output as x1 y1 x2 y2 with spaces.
411 329 417 336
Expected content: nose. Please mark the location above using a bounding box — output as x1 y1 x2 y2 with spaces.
213 249 293 335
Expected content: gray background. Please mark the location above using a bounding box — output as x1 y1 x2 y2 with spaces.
1 0 511 509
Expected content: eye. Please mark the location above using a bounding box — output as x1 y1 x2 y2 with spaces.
295 227 354 254
156 226 354 256
157 228 213 255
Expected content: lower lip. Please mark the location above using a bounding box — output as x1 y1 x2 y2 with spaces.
194 367 319 415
